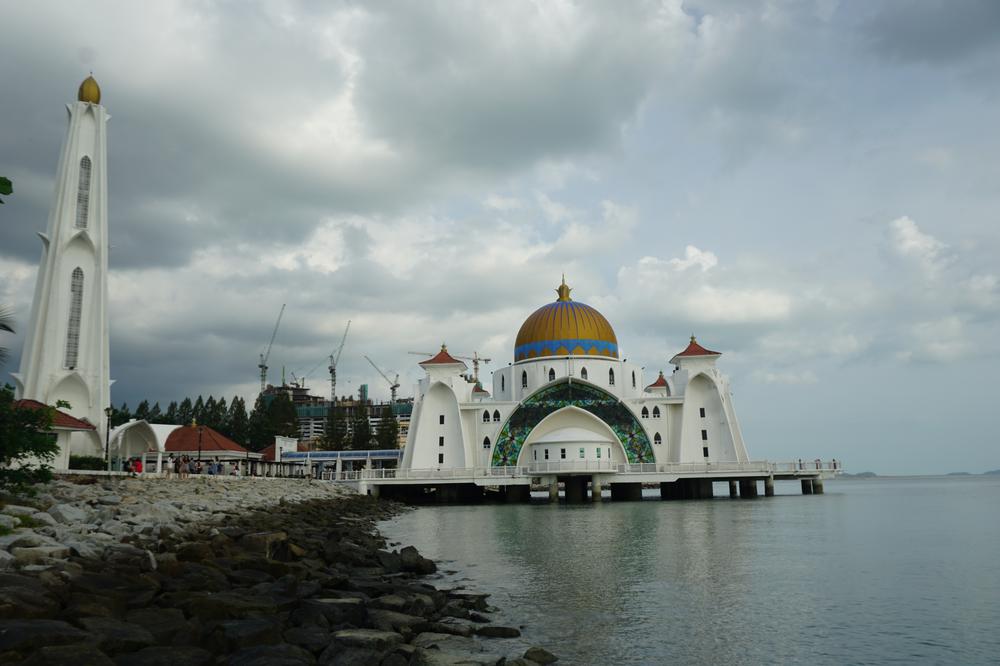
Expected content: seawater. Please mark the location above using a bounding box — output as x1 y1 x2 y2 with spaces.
380 476 1000 665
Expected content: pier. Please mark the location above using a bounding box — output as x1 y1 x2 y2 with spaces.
328 459 841 503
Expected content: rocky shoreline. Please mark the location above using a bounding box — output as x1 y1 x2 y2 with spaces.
0 476 558 665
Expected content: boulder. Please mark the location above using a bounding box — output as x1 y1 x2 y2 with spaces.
0 574 61 618
240 531 288 559
113 646 213 666
475 625 521 638
331 628 403 651
228 643 317 665
12 544 71 565
78 616 156 654
0 515 18 530
319 644 384 665
0 618 91 652
299 598 366 627
399 546 437 575
409 633 505 665
1 504 39 517
48 503 89 524
97 494 122 505
178 591 278 621
125 607 193 644
366 609 426 634
29 512 59 527
207 617 282 652
20 644 114 665
283 626 333 654
524 646 559 664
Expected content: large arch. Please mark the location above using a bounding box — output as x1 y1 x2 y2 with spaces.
491 379 654 466
515 406 626 466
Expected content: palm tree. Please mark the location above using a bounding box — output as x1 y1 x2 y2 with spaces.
0 307 13 368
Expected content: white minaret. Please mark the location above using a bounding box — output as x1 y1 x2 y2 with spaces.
12 75 110 457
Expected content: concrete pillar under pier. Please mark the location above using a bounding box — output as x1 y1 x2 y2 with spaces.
739 479 758 498
698 479 714 499
812 478 824 494
764 477 775 497
729 480 738 498
659 481 681 500
564 477 588 504
801 479 813 495
369 484 381 499
591 475 603 502
504 485 531 503
610 482 643 502
548 480 559 503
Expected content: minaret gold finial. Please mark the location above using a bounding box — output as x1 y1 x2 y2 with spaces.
690 334 696 343
78 74 101 104
556 276 572 302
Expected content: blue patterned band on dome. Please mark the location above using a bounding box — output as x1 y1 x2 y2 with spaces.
515 338 619 360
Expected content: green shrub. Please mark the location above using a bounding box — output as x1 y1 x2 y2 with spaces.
69 455 106 471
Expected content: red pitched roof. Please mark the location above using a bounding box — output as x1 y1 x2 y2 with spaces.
164 425 248 453
645 371 668 389
419 344 466 366
674 336 721 358
14 399 95 430
260 441 310 461
472 382 490 395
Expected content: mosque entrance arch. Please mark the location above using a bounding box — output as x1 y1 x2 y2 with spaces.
491 380 653 466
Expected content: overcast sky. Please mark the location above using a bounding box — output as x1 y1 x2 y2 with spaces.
2 1 999 474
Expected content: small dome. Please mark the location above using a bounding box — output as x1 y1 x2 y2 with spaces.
514 278 618 362
78 75 101 104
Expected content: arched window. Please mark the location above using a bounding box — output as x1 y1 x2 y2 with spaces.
641 406 649 419
493 410 501 422
483 436 491 449
548 368 555 381
65 267 84 369
608 368 615 386
632 371 636 388
76 156 92 229
580 367 588 381
521 370 528 388
654 432 662 445
482 410 490 423
652 406 661 419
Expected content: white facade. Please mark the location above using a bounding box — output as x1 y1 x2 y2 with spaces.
402 291 750 474
13 80 110 458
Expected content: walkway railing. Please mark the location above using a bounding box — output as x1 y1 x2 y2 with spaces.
341 460 841 482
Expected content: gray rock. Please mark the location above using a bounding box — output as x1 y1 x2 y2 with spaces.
79 616 156 654
283 626 332 654
0 575 60 618
48 502 89 524
65 539 104 560
0 514 18 530
20 644 114 665
12 544 71 565
524 646 558 663
0 550 14 570
229 643 317 665
367 608 427 633
113 646 213 666
97 494 122 505
208 617 282 652
475 625 521 638
1 504 39 517
399 545 437 575
126 607 192 644
29 511 58 527
319 644 382 666
331 628 403 651
0 618 91 652
410 633 505 665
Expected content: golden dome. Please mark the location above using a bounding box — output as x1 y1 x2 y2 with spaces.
78 75 101 104
514 278 618 362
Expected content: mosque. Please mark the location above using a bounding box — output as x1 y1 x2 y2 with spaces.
402 278 750 479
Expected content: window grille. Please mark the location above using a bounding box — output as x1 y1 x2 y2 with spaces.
64 268 84 368
75 157 92 229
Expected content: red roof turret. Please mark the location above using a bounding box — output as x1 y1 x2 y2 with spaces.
645 370 668 390
419 343 466 367
673 335 721 358
164 425 248 453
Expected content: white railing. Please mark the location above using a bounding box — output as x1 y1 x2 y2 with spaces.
335 460 842 482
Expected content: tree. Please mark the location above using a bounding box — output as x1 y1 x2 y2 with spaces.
133 400 151 421
350 406 372 451
164 401 179 424
375 406 399 450
215 397 228 435
177 398 193 426
268 393 299 440
227 397 249 447
111 402 131 428
0 176 11 205
0 384 60 490
320 403 348 450
148 402 162 422
192 395 205 424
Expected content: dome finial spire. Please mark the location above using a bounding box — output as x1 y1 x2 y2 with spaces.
556 276 572 302
78 73 101 104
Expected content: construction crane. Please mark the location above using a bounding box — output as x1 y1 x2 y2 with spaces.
328 320 351 403
407 349 492 383
258 304 286 393
364 355 401 403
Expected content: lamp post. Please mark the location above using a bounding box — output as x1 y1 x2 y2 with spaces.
104 406 113 471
